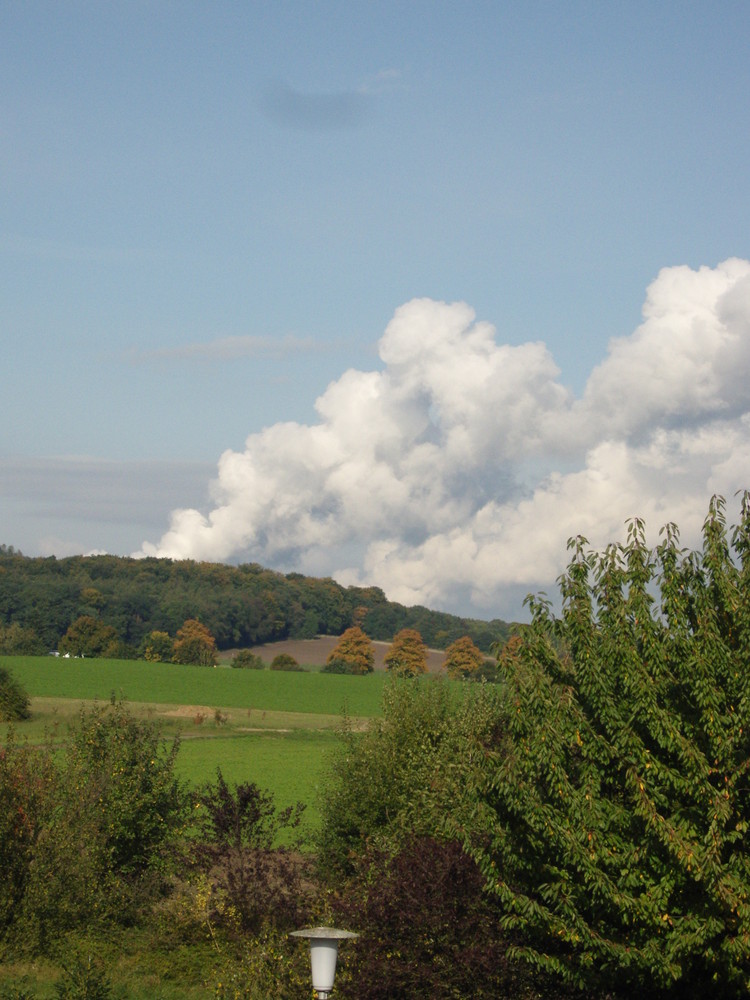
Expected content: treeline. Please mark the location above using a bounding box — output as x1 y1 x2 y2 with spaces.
0 546 512 655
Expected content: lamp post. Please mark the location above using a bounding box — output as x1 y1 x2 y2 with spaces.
290 926 358 999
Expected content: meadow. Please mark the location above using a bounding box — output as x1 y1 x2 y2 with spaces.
1 655 387 831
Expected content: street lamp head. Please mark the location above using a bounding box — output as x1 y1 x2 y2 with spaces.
290 926 358 999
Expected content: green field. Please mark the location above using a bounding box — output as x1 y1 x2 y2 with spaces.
1 656 386 829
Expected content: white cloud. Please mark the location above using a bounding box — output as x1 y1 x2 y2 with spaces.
137 259 750 619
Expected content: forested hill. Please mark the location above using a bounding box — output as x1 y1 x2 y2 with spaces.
0 546 513 655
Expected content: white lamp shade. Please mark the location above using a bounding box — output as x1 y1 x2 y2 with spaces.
309 937 340 993
290 926 358 998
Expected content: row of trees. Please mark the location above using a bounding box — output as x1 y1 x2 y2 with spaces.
324 626 487 678
0 549 511 654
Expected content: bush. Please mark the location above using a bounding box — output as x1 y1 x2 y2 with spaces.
0 667 31 721
191 770 309 934
318 678 503 878
4 700 185 950
332 837 535 1000
231 650 265 670
270 653 303 671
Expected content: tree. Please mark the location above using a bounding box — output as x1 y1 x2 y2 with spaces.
384 628 427 677
326 626 375 675
172 618 217 666
0 622 44 655
444 635 484 679
0 667 31 722
270 653 302 671
471 496 750 997
58 615 119 658
142 630 174 662
231 649 265 669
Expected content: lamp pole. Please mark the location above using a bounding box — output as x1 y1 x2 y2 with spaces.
290 926 358 999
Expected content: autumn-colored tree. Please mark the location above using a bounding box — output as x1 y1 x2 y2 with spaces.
385 629 427 677
472 496 750 997
172 618 217 666
326 626 375 675
142 630 174 663
444 635 484 679
58 615 119 658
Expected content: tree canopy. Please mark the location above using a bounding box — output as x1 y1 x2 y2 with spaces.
470 495 750 997
444 635 485 679
385 628 428 677
326 626 375 674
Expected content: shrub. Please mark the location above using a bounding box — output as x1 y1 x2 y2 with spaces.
270 653 303 671
55 953 113 1000
318 678 503 878
8 701 185 949
231 650 265 669
333 837 534 1000
321 657 359 674
191 770 308 934
0 667 31 721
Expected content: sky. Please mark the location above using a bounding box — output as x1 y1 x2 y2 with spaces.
3 1 750 621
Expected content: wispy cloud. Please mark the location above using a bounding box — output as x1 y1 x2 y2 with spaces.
260 81 370 131
127 333 318 365
137 259 750 618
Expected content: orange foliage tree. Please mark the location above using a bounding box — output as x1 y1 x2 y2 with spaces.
385 628 427 677
326 626 375 675
444 635 484 679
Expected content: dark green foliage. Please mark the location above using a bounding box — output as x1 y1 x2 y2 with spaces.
0 623 45 655
318 678 503 878
321 657 359 674
58 616 119 658
0 552 512 654
473 495 750 996
333 837 538 1000
55 953 112 1000
191 770 308 933
0 667 31 721
269 653 303 671
230 649 265 669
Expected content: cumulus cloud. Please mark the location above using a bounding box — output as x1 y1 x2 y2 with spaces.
137 259 750 618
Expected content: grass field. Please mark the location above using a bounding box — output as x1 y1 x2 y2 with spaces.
1 655 388 830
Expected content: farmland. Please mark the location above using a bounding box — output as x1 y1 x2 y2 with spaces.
1 654 388 830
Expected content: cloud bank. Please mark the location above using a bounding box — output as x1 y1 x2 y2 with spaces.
137 259 750 618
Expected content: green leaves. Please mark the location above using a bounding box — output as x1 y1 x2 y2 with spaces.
477 494 750 995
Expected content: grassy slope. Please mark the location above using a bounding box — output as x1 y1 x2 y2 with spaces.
5 655 386 716
1 655 385 828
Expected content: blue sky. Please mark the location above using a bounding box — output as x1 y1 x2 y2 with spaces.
3 2 750 620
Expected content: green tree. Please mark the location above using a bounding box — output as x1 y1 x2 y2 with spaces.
471 496 750 997
231 649 265 669
58 615 119 658
326 626 375 675
172 618 217 666
0 622 45 655
0 667 31 721
384 628 427 677
443 635 484 679
142 629 174 662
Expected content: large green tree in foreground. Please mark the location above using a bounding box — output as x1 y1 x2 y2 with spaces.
473 495 750 997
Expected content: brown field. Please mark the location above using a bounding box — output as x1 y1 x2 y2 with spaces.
233 635 448 672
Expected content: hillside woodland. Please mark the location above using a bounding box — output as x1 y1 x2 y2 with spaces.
0 547 511 657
